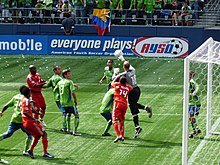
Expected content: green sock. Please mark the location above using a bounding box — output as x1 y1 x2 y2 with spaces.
24 137 32 152
0 135 4 141
74 117 79 132
67 115 71 130
62 115 67 129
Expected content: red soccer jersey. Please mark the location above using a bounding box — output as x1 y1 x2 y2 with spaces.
112 82 133 104
20 97 34 123
26 73 44 92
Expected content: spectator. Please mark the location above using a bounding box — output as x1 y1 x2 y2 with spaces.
171 0 179 26
143 0 155 25
109 0 120 24
74 0 85 24
62 17 75 35
154 0 162 24
62 0 73 18
44 0 53 23
35 0 45 23
85 0 96 24
181 2 191 26
119 0 132 24
96 0 106 9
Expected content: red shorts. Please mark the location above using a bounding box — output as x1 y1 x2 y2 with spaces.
23 120 45 137
112 101 128 121
31 92 46 110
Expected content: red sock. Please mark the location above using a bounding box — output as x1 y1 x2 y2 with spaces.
113 122 120 137
40 109 45 119
42 137 48 154
120 122 124 138
30 137 40 151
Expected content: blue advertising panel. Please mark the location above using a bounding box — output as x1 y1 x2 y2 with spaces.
0 35 188 57
0 35 47 54
48 36 188 57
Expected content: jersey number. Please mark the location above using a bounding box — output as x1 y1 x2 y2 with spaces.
119 89 128 98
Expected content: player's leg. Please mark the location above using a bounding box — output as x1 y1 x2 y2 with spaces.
0 122 20 140
188 105 201 138
72 106 81 136
66 113 72 133
100 112 112 136
56 101 67 132
39 94 47 127
20 125 32 155
128 88 142 138
31 93 40 120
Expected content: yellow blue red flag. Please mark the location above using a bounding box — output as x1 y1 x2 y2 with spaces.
92 9 110 36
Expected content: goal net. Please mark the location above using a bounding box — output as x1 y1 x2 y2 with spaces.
182 37 220 165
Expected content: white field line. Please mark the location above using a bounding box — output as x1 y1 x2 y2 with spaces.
188 117 220 165
46 111 220 117
0 82 182 88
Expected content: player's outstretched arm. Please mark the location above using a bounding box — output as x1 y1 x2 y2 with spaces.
0 105 9 117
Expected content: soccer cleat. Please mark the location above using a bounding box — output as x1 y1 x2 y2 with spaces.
0 159 9 164
43 153 54 158
67 130 74 135
39 120 47 127
72 132 81 136
102 132 112 136
134 127 142 138
113 137 122 143
23 151 29 156
60 128 68 133
197 129 202 135
189 133 196 138
27 150 35 159
145 106 152 118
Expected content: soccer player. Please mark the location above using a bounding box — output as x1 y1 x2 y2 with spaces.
0 93 32 156
54 69 81 136
99 59 115 90
99 88 115 136
111 75 133 143
20 85 54 159
0 158 9 164
43 66 67 131
26 65 47 127
114 50 153 138
188 71 202 138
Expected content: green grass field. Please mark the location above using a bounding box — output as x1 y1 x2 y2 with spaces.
0 55 185 165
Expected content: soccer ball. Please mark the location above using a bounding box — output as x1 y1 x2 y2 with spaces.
170 40 183 55
114 50 124 57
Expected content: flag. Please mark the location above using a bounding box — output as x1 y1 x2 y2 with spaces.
92 9 110 36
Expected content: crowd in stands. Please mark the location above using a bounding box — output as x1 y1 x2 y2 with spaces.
0 0 208 26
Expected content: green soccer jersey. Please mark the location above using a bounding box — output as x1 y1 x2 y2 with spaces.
189 79 201 106
6 94 23 123
104 66 114 83
100 88 114 113
55 79 76 107
109 0 120 9
45 74 62 101
144 0 155 13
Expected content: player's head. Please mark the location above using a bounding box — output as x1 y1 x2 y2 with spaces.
107 59 114 68
29 65 37 75
20 85 30 98
53 66 62 75
189 70 195 79
123 61 130 71
119 76 127 85
62 69 71 79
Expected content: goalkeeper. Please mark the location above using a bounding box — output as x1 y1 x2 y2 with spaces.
114 50 153 138
188 71 201 138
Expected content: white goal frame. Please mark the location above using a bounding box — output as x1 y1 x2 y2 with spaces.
182 37 220 164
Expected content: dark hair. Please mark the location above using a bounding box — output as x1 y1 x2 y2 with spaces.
62 69 70 77
107 59 114 63
20 85 30 97
53 65 61 71
29 65 36 69
119 76 127 85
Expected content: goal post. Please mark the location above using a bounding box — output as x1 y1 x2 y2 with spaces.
182 37 220 165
